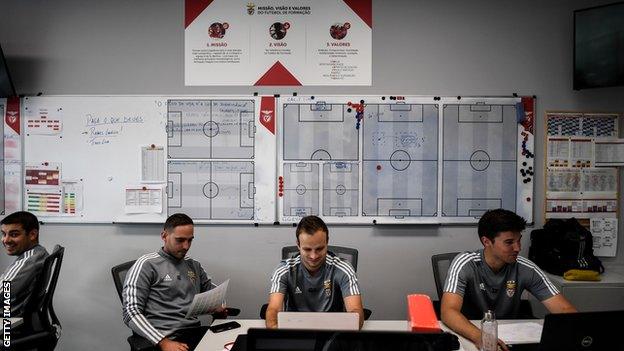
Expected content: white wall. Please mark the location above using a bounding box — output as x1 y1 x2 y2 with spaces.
1 0 623 350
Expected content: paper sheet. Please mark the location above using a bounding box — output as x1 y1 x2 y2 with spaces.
61 179 84 215
124 184 164 213
591 217 618 257
141 145 165 182
498 322 543 344
186 279 229 318
595 140 624 166
25 106 63 135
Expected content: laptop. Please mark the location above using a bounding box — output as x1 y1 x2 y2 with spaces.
246 328 460 351
277 311 359 330
509 310 623 351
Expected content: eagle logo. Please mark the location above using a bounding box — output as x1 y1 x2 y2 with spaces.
261 110 273 123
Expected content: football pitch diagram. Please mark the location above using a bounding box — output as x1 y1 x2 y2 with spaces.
278 96 534 224
167 98 257 221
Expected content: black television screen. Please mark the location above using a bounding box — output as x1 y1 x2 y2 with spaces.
574 2 624 90
0 44 16 97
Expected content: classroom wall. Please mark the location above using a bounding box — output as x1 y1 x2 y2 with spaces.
1 0 624 350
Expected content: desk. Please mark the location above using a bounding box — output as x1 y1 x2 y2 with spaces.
195 319 541 351
545 270 624 312
441 320 543 351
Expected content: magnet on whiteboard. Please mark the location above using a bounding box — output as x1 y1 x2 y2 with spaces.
107 176 113 181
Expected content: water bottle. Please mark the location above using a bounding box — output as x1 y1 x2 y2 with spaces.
480 310 498 351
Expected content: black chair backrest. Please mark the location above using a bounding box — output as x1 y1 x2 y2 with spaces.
281 245 359 271
22 244 65 334
111 260 137 303
431 252 460 301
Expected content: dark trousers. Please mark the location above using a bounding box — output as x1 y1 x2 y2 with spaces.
131 326 209 351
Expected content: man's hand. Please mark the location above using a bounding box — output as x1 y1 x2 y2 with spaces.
470 335 509 351
211 304 228 319
158 338 189 351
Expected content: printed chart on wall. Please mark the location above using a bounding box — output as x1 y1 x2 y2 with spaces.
166 96 276 223
277 95 535 224
184 0 372 85
545 112 620 219
1 97 22 216
23 95 276 223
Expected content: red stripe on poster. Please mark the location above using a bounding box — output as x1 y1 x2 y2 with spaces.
342 0 372 28
6 96 20 135
254 61 302 86
259 96 276 135
185 0 214 28
521 96 534 134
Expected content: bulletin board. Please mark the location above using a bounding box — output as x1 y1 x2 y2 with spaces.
544 111 620 219
277 95 535 224
22 95 276 223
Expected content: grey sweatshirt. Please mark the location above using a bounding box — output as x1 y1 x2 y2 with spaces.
0 244 49 317
122 248 212 344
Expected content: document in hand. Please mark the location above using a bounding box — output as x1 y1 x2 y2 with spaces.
185 279 229 318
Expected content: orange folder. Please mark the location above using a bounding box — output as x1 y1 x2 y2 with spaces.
407 294 441 333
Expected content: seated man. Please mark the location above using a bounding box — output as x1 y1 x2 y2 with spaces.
0 211 49 317
441 209 576 350
266 215 364 329
122 213 222 351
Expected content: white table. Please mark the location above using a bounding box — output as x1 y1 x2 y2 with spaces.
195 319 542 351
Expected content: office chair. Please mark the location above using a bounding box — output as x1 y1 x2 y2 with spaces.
11 245 65 351
260 245 372 320
111 260 154 351
431 252 535 319
111 259 240 351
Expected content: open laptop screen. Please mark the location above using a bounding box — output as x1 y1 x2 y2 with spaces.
277 312 359 330
538 310 623 351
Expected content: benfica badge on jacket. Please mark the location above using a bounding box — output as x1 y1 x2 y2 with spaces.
506 280 516 297
187 270 197 284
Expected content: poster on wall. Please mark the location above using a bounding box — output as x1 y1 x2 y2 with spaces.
184 0 372 86
2 97 23 215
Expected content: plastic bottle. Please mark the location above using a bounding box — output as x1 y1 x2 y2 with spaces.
480 310 498 351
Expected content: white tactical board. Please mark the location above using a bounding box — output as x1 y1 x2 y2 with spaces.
166 96 276 223
167 161 254 220
22 95 276 223
167 99 255 159
278 96 534 224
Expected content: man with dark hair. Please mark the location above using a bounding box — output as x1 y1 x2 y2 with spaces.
122 213 223 351
1 211 49 316
265 215 364 329
441 209 576 351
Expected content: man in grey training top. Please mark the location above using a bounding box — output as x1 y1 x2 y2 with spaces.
441 209 576 351
0 211 49 317
122 213 221 351
266 215 365 329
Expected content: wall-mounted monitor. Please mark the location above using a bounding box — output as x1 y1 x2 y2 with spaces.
574 2 624 90
0 45 16 97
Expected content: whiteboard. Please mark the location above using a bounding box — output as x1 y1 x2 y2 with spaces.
277 95 535 224
23 96 276 223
